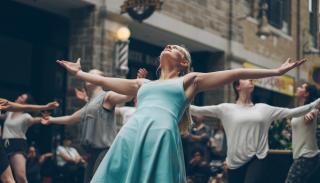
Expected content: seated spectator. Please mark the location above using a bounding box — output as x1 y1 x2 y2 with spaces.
26 145 53 183
56 134 85 183
189 115 211 162
188 149 211 183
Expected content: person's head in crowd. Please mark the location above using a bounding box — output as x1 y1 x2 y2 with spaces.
62 134 74 147
295 80 318 105
192 115 205 126
15 93 35 104
232 79 254 101
191 149 205 164
27 145 37 159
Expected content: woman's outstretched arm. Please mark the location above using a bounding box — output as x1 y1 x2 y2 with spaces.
191 58 305 94
190 105 222 118
269 98 320 120
41 109 82 125
57 59 143 96
0 98 59 112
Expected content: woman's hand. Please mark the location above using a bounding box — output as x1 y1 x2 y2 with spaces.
57 58 81 75
0 98 9 110
304 110 318 124
41 112 51 125
277 58 306 75
137 68 148 79
46 101 59 110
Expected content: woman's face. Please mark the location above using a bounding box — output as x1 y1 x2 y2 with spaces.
63 139 72 146
15 94 28 104
28 146 37 158
295 83 308 98
159 45 186 68
239 79 254 93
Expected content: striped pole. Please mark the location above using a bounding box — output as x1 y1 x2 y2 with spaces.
115 40 129 73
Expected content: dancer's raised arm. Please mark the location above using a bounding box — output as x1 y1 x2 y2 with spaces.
57 59 143 96
189 58 305 94
0 98 59 112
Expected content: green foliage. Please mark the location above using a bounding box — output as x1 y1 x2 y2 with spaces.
269 119 292 150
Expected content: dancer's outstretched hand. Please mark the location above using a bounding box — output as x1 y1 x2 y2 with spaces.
46 101 60 110
57 58 81 75
137 68 148 79
304 111 317 124
0 98 9 110
277 58 306 75
41 111 51 125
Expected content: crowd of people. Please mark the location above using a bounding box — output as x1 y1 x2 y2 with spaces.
0 44 319 183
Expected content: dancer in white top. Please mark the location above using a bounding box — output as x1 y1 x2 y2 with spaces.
285 82 320 183
0 98 59 183
190 79 320 183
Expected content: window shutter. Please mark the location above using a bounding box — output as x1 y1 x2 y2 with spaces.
267 0 283 29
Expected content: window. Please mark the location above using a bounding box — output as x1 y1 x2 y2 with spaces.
265 0 291 34
309 0 318 48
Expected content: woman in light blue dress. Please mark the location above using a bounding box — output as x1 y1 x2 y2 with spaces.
57 45 305 183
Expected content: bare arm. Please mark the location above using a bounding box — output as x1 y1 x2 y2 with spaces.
0 99 59 112
41 109 82 125
28 117 42 125
190 58 306 94
270 98 320 120
58 151 76 163
103 91 134 110
190 105 222 118
57 59 143 96
39 153 53 164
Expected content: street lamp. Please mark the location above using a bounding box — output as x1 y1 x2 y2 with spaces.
116 27 131 41
115 26 131 74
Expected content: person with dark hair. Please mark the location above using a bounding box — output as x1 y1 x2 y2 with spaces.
26 145 53 183
57 43 304 183
0 97 58 183
0 94 59 183
185 115 210 165
190 79 320 183
188 149 211 183
285 82 320 183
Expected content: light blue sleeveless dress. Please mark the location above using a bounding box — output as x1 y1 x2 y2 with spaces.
91 77 188 183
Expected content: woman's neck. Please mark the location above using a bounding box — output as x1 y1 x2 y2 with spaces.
160 69 179 80
297 97 306 106
236 92 253 106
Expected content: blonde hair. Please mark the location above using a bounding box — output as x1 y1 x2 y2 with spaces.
177 46 192 134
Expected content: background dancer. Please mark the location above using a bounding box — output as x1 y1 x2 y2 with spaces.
41 69 134 183
0 98 59 183
1 94 58 183
58 44 305 183
190 79 320 183
74 68 148 129
285 82 320 183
